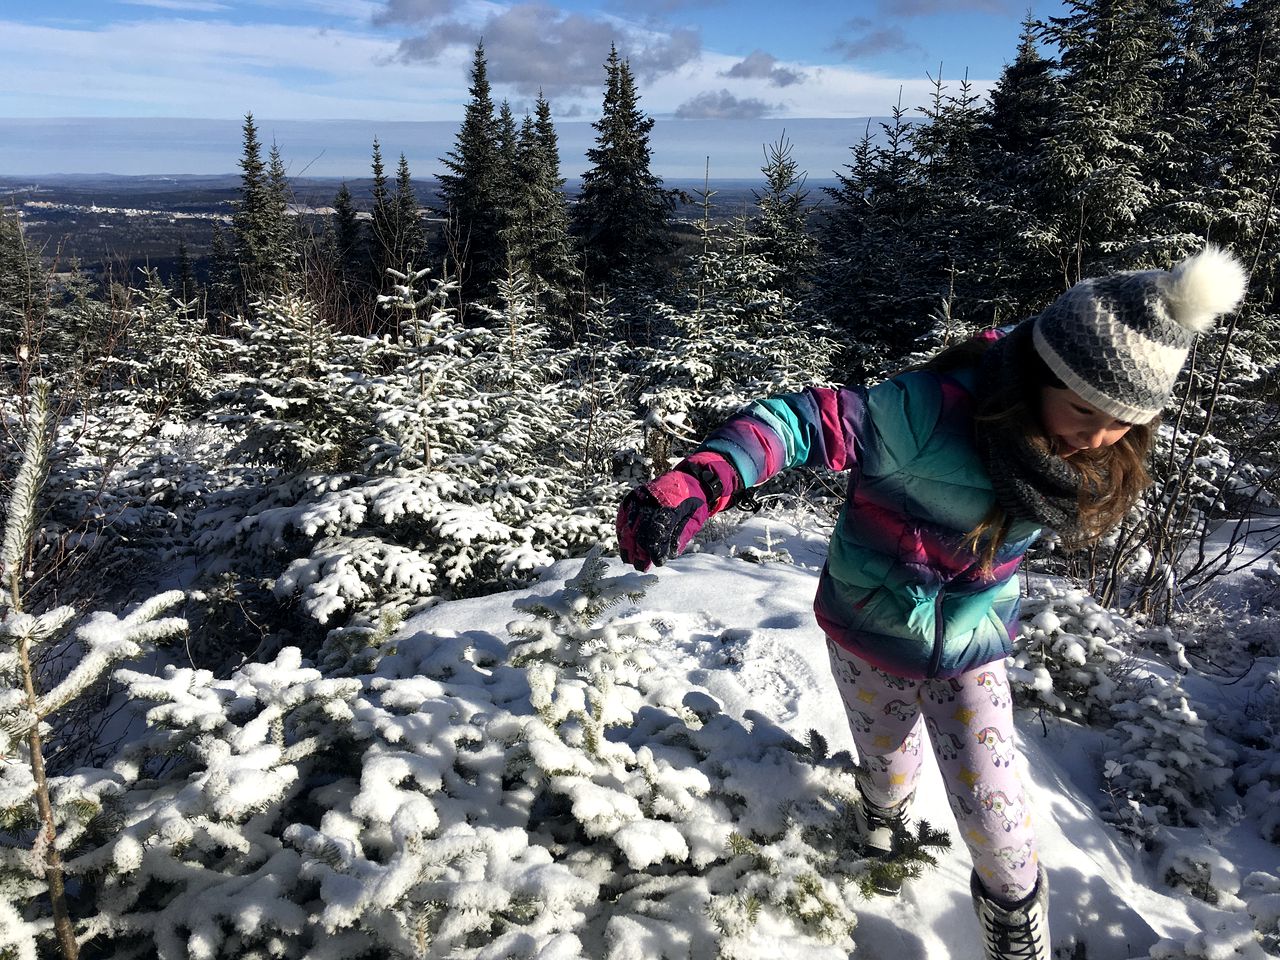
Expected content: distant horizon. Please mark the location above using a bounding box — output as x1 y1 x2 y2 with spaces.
0 115 904 182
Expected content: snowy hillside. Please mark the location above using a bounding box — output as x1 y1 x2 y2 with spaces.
384 512 1280 959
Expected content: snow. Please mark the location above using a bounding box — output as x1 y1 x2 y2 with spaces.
390 514 1279 958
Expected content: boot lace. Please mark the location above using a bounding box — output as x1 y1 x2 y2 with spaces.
983 910 1046 960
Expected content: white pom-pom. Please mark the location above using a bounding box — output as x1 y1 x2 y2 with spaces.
1165 245 1248 333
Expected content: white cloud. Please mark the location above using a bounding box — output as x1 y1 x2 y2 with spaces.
0 10 997 124
0 18 472 120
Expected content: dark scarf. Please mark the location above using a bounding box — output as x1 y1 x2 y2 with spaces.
973 321 1085 541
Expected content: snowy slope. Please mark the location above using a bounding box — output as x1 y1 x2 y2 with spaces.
401 513 1278 959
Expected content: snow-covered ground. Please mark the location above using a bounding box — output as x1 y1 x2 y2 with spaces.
402 512 1279 959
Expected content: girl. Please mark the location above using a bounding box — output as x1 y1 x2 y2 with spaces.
616 247 1247 960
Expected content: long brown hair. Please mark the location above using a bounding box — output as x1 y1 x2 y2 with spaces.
916 331 1156 570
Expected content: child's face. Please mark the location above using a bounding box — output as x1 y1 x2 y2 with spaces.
1039 386 1134 459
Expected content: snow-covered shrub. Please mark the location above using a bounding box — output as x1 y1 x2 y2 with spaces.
732 525 794 564
1102 676 1233 830
1 396 188 954
110 269 229 416
1232 666 1280 844
1150 911 1273 960
218 289 374 471
1244 871 1280 957
1007 575 1132 719
73 647 364 958
497 547 939 954
1006 581 1234 836
1158 843 1243 906
638 212 837 447
193 268 626 661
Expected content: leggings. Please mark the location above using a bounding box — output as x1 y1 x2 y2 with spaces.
826 638 1040 902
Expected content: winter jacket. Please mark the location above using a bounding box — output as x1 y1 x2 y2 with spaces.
694 367 1042 679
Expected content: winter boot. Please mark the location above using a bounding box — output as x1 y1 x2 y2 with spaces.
970 865 1050 960
854 789 914 894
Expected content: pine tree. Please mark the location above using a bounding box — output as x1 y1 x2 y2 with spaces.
507 93 580 325
206 223 238 318
1137 0 1234 258
265 141 295 281
231 113 288 299
172 238 197 311
437 41 505 301
749 134 817 298
572 44 674 288
975 15 1067 313
818 100 928 373
330 180 365 295
1 379 187 960
1038 0 1166 279
907 67 1002 340
368 138 396 304
392 153 425 271
495 99 519 240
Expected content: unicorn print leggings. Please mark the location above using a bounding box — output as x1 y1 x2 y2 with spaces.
826 638 1040 902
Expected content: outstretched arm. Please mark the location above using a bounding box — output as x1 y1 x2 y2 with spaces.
617 384 879 570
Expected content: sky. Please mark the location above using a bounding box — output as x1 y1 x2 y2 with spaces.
0 0 1062 124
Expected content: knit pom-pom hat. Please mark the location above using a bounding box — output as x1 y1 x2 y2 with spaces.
1032 246 1248 423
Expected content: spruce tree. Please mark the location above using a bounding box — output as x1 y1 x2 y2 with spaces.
975 15 1067 313
265 142 295 281
907 68 1003 339
231 113 288 299
507 93 580 324
437 41 504 301
572 44 674 288
1038 0 1166 279
819 101 928 373
369 138 395 299
1137 0 1233 257
332 181 363 280
749 134 817 299
393 153 425 271
495 99 520 239
174 238 196 304
207 223 239 318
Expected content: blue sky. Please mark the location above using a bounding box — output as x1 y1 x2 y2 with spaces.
1 0 1065 123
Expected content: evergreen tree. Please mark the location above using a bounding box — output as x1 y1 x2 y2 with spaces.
330 181 364 283
231 113 288 298
172 238 197 311
265 142 295 280
749 134 817 299
975 15 1067 313
1137 0 1234 258
0 204 43 364
369 138 395 298
207 223 239 318
437 41 505 301
495 99 520 235
906 68 1003 340
1038 0 1166 279
818 101 929 374
393 153 426 271
572 44 674 288
507 93 580 324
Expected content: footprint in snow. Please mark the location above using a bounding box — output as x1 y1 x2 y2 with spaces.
718 628 815 723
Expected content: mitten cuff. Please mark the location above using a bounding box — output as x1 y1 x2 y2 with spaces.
677 452 742 514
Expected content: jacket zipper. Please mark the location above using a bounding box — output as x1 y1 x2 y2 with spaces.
927 587 946 679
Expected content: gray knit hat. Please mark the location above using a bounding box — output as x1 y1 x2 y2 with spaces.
1032 246 1248 424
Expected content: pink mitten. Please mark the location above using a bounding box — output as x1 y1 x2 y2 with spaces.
616 455 739 571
